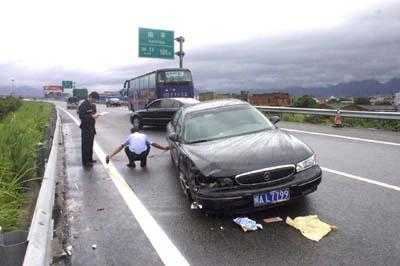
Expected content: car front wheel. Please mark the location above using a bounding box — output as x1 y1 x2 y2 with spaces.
131 116 143 129
178 171 191 199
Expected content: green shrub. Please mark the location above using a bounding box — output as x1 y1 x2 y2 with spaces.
304 115 331 124
0 96 22 119
281 113 306 123
0 101 53 231
343 117 400 131
279 112 400 131
293 95 318 108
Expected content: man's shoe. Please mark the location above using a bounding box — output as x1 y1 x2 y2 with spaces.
140 160 147 167
126 163 136 168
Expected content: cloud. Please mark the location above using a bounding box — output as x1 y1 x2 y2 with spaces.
1 1 400 93
186 1 400 90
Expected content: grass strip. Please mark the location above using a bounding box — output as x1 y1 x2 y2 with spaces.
0 100 53 232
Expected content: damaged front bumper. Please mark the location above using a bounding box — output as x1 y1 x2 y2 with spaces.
192 165 322 213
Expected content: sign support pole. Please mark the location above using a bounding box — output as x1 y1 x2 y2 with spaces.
175 36 185 68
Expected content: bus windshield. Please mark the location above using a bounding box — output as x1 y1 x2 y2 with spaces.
159 70 192 83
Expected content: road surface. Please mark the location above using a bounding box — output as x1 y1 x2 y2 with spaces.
55 102 400 266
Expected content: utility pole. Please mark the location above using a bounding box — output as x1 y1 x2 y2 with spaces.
175 36 185 68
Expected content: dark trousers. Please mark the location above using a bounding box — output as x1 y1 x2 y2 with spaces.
124 146 150 165
81 129 95 165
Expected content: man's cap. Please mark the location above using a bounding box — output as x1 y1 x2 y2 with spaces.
89 91 99 99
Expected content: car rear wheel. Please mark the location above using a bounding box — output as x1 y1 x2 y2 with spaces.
132 116 143 129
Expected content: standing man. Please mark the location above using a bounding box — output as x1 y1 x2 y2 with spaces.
106 127 169 167
78 91 100 167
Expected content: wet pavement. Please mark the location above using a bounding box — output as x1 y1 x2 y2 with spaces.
57 102 400 266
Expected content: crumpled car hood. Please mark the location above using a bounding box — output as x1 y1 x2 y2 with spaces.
182 129 313 177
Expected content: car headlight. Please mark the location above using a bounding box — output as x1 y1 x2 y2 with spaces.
296 154 317 172
194 172 234 188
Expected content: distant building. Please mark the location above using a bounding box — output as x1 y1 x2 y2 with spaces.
248 92 291 106
394 92 400 106
369 95 394 105
43 85 63 98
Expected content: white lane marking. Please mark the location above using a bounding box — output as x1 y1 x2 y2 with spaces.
282 128 400 147
321 167 400 192
59 107 189 266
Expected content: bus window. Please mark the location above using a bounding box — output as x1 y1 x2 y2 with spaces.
164 70 192 83
149 73 156 89
139 77 142 90
143 75 148 90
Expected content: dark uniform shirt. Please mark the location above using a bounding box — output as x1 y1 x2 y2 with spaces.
78 99 97 134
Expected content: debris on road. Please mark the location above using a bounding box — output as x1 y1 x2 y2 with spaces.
233 217 263 232
263 217 283 224
65 245 72 256
97 207 105 211
190 202 203 210
92 244 97 250
286 215 337 242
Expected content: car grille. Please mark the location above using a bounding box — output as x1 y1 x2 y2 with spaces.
235 165 295 185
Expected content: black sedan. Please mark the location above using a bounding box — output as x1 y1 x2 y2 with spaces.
106 97 123 107
166 99 322 213
130 97 199 128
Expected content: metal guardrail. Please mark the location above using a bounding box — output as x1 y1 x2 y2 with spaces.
23 111 61 266
256 106 400 120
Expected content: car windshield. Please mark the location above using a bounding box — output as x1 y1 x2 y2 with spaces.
183 105 274 143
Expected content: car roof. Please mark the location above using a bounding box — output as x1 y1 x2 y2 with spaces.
152 97 199 105
157 68 191 72
183 98 248 113
171 97 200 105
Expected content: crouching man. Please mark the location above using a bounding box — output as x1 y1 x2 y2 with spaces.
106 127 169 167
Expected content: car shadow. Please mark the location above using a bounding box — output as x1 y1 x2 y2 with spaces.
142 125 167 132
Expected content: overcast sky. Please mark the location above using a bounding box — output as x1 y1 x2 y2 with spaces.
0 0 399 91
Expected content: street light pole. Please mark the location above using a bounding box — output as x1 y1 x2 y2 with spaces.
175 36 185 68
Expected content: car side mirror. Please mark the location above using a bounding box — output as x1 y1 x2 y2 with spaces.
168 132 179 142
270 115 280 125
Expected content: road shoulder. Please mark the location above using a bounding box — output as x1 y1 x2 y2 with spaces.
56 112 162 266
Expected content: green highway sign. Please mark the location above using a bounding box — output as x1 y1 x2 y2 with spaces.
138 28 174 59
62 80 73 89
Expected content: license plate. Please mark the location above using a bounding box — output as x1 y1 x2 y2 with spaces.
253 189 290 207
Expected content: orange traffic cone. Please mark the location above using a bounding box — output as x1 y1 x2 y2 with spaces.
333 110 343 127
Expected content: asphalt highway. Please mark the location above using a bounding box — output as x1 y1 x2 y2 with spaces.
56 102 400 266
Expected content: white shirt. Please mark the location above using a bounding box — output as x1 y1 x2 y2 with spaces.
122 132 152 154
